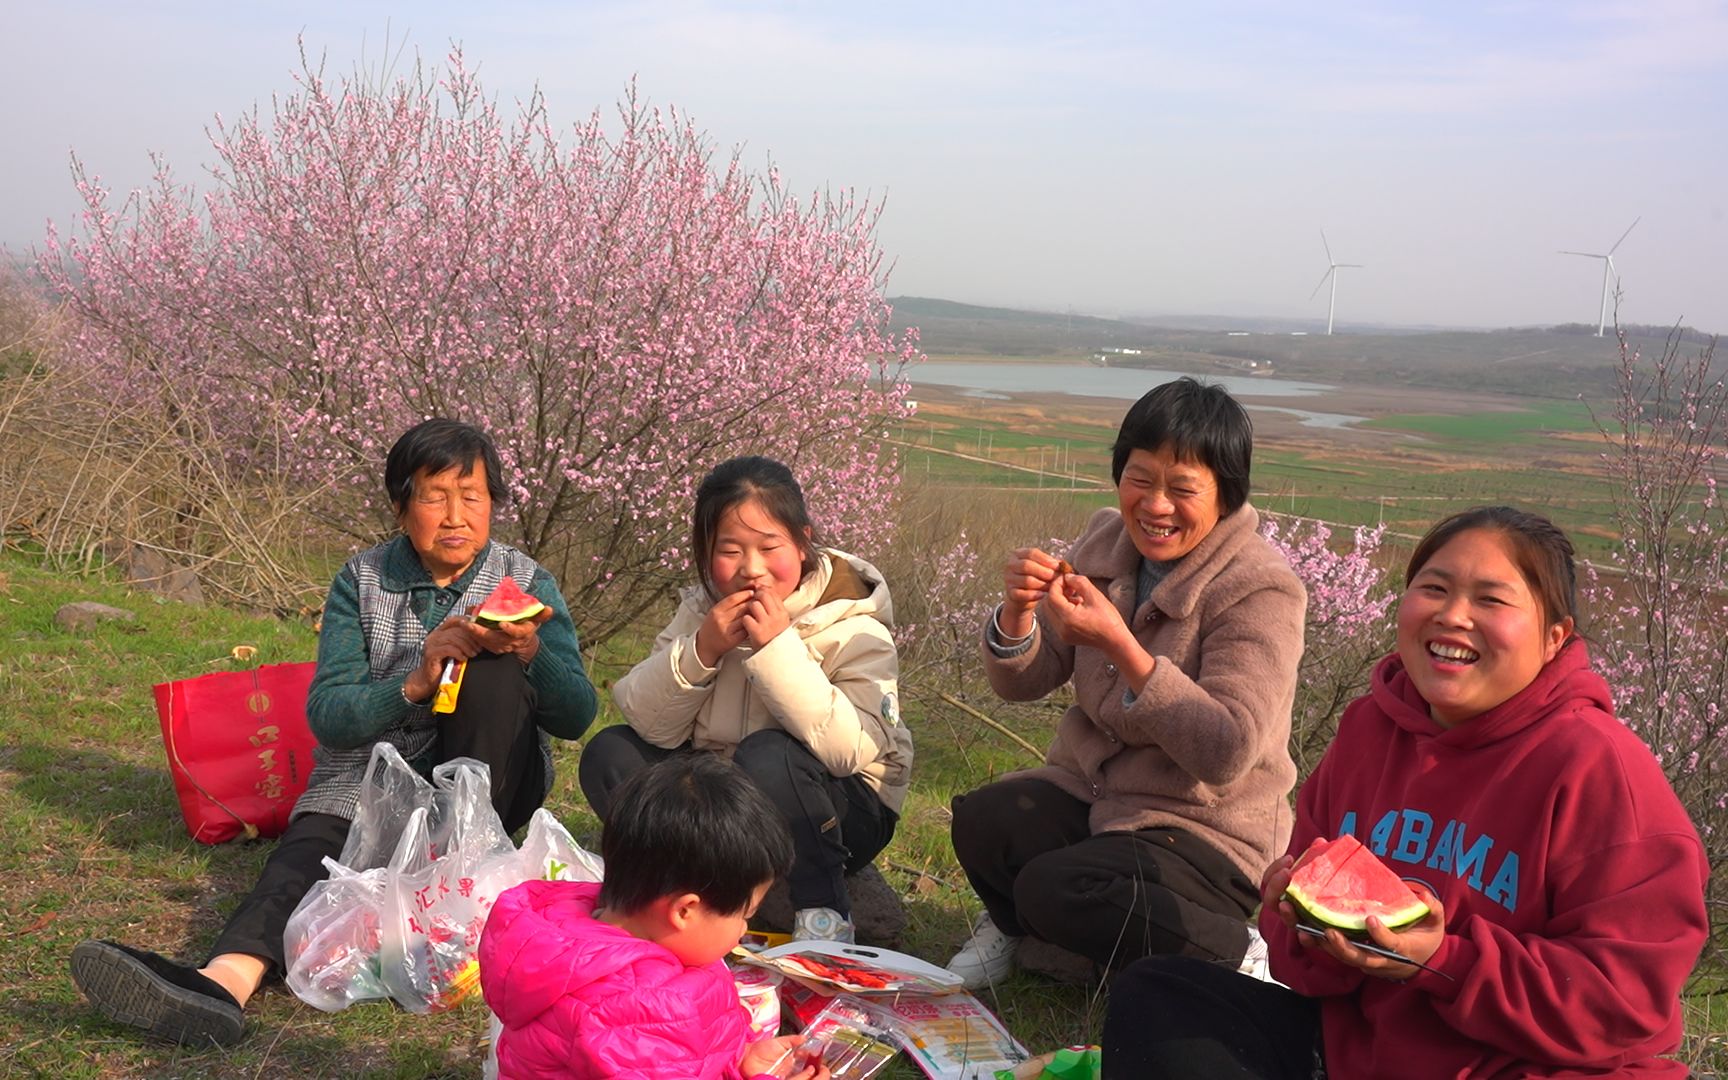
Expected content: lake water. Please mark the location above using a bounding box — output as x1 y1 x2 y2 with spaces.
909 362 1366 428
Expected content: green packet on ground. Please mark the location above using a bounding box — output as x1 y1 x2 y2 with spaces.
994 1044 1101 1080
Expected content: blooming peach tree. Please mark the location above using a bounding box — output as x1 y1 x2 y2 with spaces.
40 47 917 642
1582 328 1726 964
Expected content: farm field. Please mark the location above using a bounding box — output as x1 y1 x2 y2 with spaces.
898 368 1624 560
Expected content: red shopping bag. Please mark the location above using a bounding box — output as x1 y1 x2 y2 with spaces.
153 662 319 844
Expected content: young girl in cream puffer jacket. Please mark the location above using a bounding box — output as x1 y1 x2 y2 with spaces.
578 456 912 944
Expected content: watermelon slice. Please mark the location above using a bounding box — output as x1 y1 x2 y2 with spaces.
474 577 546 628
1284 834 1430 939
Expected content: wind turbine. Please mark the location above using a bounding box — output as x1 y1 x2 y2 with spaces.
1309 231 1362 335
1560 217 1639 337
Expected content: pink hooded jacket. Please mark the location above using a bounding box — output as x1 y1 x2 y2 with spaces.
480 880 751 1080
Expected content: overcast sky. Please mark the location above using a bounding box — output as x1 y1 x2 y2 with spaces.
7 1 1726 332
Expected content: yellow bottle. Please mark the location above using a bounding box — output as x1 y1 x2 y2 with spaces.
432 658 467 714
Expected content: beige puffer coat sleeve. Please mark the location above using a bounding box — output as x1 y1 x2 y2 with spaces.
611 594 717 749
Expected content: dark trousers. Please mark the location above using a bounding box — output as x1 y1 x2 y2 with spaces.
1103 955 1323 1079
209 653 544 974
579 725 897 915
950 777 1257 969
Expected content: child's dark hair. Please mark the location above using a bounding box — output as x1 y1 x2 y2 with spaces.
1406 505 1580 631
597 753 794 916
1110 378 1254 514
691 456 820 599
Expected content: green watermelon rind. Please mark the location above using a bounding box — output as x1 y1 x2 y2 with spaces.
1284 881 1429 939
474 579 547 628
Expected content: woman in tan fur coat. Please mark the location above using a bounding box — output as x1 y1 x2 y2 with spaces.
946 378 1305 990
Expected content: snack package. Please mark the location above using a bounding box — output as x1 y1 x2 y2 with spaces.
733 964 784 1040
737 929 795 954
993 1045 1101 1080
780 978 837 1029
745 941 964 995
431 657 467 714
768 997 897 1079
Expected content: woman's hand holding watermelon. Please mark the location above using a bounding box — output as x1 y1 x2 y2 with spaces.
1259 853 1294 911
1340 883 1444 980
469 603 553 665
1298 883 1445 981
1260 840 1447 980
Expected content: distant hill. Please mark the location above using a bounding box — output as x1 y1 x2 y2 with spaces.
887 296 1720 402
886 296 1152 351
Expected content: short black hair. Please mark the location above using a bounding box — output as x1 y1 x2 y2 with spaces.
597 753 794 917
383 418 510 514
691 456 820 599
1110 377 1253 514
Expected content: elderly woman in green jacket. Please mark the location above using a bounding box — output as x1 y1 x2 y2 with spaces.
71 418 598 1046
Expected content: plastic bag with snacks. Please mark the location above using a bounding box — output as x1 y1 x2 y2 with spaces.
285 742 604 1016
374 758 519 1014
283 857 389 1012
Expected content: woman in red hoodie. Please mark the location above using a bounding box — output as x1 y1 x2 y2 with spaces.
1103 506 1709 1079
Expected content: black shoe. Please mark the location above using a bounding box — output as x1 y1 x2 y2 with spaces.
70 940 244 1047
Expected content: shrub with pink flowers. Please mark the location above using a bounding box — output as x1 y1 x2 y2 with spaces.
1582 327 1727 966
1259 514 1397 774
38 46 916 641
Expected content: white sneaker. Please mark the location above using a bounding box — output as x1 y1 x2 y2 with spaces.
946 912 1020 990
793 907 855 943
1237 926 1284 985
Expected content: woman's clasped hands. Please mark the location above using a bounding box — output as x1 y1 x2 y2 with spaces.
1002 548 1151 681
695 585 793 667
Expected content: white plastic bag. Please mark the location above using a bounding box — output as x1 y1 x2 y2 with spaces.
338 742 447 872
283 857 389 1012
375 755 517 1013
511 807 605 884
285 742 603 1015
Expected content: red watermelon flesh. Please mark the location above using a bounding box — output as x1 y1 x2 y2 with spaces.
474 577 547 627
1284 834 1429 938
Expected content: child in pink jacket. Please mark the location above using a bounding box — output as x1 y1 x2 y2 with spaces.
480 754 829 1080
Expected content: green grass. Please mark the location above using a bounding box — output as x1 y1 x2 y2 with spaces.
1364 398 1599 443
0 547 1109 1077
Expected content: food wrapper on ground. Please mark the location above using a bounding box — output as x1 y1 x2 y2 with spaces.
784 990 1029 1080
870 991 1029 1079
993 1045 1101 1080
742 940 964 995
